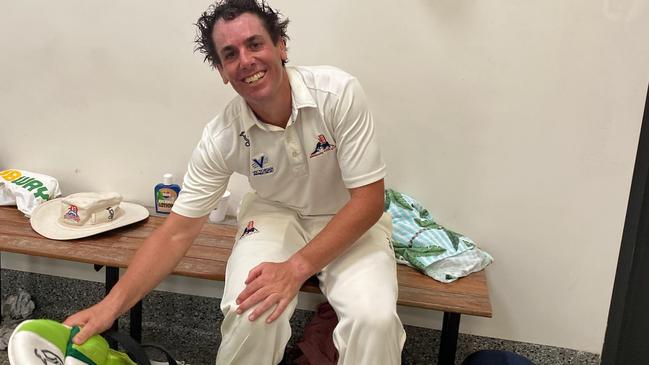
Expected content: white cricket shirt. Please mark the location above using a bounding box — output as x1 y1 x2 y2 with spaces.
172 66 385 218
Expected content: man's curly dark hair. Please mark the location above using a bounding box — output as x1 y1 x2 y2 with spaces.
195 0 290 68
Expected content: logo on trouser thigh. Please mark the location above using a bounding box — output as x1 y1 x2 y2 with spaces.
240 220 259 238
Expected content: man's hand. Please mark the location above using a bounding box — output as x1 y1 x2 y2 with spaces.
63 299 121 344
235 260 309 323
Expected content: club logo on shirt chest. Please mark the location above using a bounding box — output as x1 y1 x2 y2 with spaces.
309 134 336 158
251 153 275 176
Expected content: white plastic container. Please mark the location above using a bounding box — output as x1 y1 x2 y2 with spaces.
208 190 231 223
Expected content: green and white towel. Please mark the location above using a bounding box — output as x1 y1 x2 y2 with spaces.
385 189 493 283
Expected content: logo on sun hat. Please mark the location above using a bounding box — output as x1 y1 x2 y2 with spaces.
30 192 149 240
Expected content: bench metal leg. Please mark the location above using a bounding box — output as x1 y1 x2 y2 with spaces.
130 300 142 342
438 312 461 365
105 266 119 348
100 265 144 344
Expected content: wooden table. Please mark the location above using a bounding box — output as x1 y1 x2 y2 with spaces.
0 206 491 365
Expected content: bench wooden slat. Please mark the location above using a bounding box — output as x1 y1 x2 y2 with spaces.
0 233 136 268
0 207 491 318
397 268 491 316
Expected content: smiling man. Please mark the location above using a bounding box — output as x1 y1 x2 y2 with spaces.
64 1 405 364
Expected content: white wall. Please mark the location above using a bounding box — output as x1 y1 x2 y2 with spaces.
1 0 648 354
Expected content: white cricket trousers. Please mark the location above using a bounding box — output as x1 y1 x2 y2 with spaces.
215 193 406 365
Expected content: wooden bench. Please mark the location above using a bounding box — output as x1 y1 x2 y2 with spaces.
0 206 491 365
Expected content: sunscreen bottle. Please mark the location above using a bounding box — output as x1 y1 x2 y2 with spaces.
154 173 181 214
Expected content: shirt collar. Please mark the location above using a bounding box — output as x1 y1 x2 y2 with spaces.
241 66 317 132
287 66 317 111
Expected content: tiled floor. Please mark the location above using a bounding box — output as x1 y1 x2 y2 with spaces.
0 270 600 365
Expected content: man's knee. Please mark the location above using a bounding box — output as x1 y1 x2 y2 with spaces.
341 300 401 334
358 309 401 332
334 302 405 364
220 299 295 342
217 304 294 364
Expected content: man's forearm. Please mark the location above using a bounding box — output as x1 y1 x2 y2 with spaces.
288 180 385 281
102 213 207 317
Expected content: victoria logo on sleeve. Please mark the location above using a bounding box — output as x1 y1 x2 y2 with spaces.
251 153 275 176
309 134 336 158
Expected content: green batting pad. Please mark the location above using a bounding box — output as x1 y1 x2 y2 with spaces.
8 319 137 365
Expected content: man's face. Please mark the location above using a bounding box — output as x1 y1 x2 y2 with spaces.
213 12 288 106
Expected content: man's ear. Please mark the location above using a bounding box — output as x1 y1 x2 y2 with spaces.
279 39 287 63
216 64 229 84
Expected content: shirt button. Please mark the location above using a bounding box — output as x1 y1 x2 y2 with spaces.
292 151 299 157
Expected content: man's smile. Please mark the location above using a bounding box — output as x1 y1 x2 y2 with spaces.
243 71 266 84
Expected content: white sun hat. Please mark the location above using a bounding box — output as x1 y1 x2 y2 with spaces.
30 192 149 240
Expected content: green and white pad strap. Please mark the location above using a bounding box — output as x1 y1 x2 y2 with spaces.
8 319 137 365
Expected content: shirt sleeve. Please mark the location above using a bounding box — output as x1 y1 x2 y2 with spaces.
332 77 386 188
172 122 232 218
